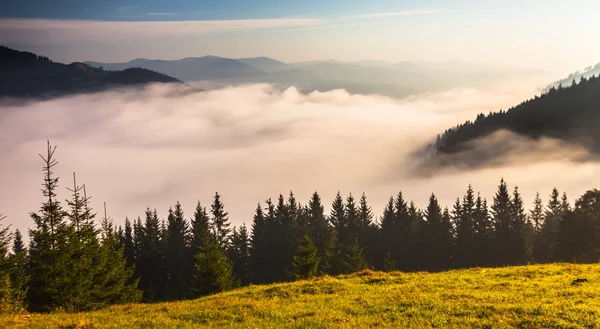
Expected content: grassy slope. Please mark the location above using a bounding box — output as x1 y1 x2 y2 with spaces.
2 263 600 328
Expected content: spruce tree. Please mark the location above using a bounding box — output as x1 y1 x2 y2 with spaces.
358 193 377 267
210 192 230 250
137 208 164 301
228 225 250 286
292 235 320 280
379 197 396 270
165 202 190 300
555 190 600 263
329 192 346 244
190 201 210 255
249 203 268 284
382 250 396 272
0 213 21 313
473 195 493 266
122 218 135 268
321 233 346 275
192 235 237 296
307 192 330 271
538 188 561 262
455 185 476 268
511 186 533 264
26 141 72 312
422 194 452 271
9 229 27 308
530 192 545 262
491 179 512 266
342 237 367 273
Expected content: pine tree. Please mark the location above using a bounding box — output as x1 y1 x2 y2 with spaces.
210 192 230 250
192 235 237 296
165 202 190 300
292 235 320 280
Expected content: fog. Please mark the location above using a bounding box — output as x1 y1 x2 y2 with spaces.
1 79 597 234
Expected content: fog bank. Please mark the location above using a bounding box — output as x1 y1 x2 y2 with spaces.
1 79 597 234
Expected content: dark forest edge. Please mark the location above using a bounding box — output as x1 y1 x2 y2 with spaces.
0 46 183 99
1 141 599 313
431 73 600 167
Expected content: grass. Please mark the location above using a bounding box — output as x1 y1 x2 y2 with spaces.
2 263 600 328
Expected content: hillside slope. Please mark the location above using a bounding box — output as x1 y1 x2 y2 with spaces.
431 74 600 166
1 46 181 98
3 263 599 328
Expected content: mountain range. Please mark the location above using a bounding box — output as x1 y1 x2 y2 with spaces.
85 56 515 98
0 46 181 99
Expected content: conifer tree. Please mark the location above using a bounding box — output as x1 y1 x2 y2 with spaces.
342 237 367 273
455 185 476 268
491 179 512 266
555 190 600 263
422 194 453 271
228 225 250 286
379 197 396 269
9 229 28 307
137 208 164 301
358 193 377 267
192 235 237 296
292 235 320 280
26 141 72 312
210 192 230 250
121 218 135 268
537 188 561 262
511 186 533 264
530 192 545 262
249 203 268 284
307 192 330 269
0 213 21 313
329 192 346 244
382 250 396 272
394 192 414 270
473 195 492 266
165 202 190 300
321 233 345 275
190 201 210 255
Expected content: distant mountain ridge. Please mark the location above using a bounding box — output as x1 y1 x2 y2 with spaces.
85 56 512 98
1 46 181 98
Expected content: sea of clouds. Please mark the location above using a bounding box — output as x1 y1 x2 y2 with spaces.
1 79 597 234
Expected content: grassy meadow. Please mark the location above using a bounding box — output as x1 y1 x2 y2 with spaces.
2 263 599 328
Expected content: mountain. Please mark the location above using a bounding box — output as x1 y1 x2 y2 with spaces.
544 62 600 92
1 46 181 98
236 57 292 73
6 264 598 328
86 56 265 81
430 74 600 166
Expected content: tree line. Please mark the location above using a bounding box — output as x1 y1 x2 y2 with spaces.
1 142 600 313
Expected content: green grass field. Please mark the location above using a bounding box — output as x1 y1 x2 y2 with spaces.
2 263 599 328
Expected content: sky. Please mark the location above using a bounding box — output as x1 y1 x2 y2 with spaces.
1 0 600 75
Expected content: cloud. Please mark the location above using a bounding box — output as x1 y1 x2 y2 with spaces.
1 79 595 237
0 18 323 45
342 10 442 20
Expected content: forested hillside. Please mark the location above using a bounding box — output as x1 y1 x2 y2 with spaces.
434 74 600 158
0 46 181 98
2 142 600 314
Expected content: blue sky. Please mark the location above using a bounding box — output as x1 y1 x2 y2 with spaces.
0 0 444 20
1 0 600 74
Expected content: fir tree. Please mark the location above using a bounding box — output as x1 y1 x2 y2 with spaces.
511 186 533 264
538 188 561 262
342 237 367 273
382 250 396 272
358 193 377 267
292 235 320 280
122 218 135 267
491 179 512 266
9 229 28 306
0 213 21 313
190 201 210 255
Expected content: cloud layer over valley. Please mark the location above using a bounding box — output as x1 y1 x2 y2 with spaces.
1 79 597 234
